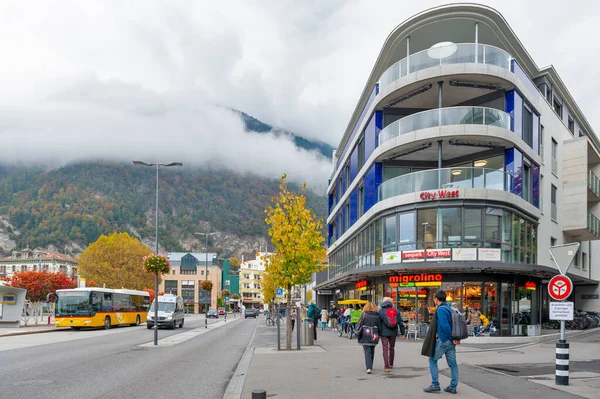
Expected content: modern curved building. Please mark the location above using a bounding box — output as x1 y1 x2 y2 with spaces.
317 4 600 335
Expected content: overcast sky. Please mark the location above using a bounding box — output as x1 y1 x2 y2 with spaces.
1 0 598 187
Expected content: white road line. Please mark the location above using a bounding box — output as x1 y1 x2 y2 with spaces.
222 319 259 399
138 318 242 348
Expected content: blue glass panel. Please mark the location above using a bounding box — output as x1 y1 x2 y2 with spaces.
532 113 540 155
511 59 540 99
505 148 514 193
364 110 383 160
350 145 358 182
364 162 382 212
532 163 540 208
513 149 523 198
350 189 358 226
505 90 515 132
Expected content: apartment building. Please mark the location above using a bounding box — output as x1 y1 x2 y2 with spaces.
0 248 78 278
240 251 271 309
317 4 600 335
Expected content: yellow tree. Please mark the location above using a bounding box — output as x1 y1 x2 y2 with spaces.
261 269 277 306
77 232 155 290
264 174 326 350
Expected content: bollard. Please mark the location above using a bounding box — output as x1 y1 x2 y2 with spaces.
555 340 569 385
252 389 267 399
48 315 51 325
205 315 208 329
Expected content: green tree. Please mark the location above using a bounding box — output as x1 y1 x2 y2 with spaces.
263 174 326 350
77 232 154 290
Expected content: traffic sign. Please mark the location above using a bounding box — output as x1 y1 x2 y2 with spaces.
550 302 574 321
549 243 580 275
276 288 284 298
548 275 573 301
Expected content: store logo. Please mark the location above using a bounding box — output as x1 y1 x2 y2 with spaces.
356 279 368 290
525 281 536 290
389 273 443 285
419 189 460 200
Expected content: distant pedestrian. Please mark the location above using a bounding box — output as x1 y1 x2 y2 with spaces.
291 309 296 332
422 290 460 394
307 301 321 341
356 301 382 374
466 307 482 336
379 297 404 372
320 308 329 330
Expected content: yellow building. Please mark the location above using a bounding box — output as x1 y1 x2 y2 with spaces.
240 251 271 309
160 252 222 313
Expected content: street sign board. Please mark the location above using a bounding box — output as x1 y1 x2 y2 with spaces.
548 275 574 301
549 243 580 275
550 302 574 320
318 290 332 295
276 288 284 298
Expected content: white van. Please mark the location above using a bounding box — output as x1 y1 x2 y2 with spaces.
147 294 185 330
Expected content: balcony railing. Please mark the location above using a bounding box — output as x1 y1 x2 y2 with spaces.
589 170 600 198
379 43 512 90
378 167 512 201
379 106 511 145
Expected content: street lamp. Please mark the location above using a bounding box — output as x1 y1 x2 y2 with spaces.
133 160 182 346
195 231 217 329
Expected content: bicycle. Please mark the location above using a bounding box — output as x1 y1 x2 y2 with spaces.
475 319 497 337
265 313 282 327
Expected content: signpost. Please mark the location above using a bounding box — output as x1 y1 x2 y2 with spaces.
548 243 579 386
276 288 284 298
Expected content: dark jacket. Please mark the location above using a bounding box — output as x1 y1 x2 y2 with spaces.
436 303 453 343
378 301 404 337
356 311 382 346
421 310 438 357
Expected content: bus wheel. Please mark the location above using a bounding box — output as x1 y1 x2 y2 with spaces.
104 316 111 330
135 315 141 326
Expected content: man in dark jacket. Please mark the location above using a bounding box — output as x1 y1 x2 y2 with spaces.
378 297 404 372
307 302 321 341
423 290 459 394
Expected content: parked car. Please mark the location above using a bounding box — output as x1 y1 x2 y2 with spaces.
252 308 259 317
207 309 219 319
218 307 226 316
245 308 256 318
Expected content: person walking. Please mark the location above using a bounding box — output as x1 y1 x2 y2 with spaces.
320 307 329 330
356 301 382 374
421 290 460 394
379 297 404 372
307 301 321 341
466 307 482 336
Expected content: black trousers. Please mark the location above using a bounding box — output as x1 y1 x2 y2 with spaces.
313 318 318 340
291 319 295 332
363 345 375 370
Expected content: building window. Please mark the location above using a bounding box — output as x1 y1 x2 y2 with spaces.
345 201 350 230
551 184 557 221
522 105 533 147
358 185 364 218
383 215 397 252
551 138 558 175
551 237 557 247
345 163 350 191
582 253 587 271
463 208 482 244
579 130 586 138
540 125 544 163
553 98 562 119
573 252 580 268
399 212 416 250
568 116 574 134
540 175 544 213
358 138 365 170
523 162 532 203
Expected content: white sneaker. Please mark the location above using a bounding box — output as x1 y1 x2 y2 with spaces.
367 369 372 374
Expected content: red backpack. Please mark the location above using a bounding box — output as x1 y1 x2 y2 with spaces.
384 308 398 328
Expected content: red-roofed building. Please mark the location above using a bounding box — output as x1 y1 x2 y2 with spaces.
0 248 78 279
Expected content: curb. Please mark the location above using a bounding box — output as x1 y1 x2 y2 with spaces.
0 327 70 338
223 320 259 399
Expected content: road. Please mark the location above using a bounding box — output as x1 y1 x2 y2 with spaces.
0 314 258 399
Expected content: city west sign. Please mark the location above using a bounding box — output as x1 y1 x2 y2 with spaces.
419 189 460 201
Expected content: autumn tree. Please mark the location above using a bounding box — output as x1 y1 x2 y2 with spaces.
261 269 277 306
77 232 154 290
230 258 241 267
263 174 326 350
8 271 75 325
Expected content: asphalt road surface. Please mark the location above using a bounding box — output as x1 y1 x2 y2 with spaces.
0 315 258 399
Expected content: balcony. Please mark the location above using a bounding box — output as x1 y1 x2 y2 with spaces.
589 170 600 201
378 167 512 201
379 106 511 145
379 43 511 91
588 213 600 238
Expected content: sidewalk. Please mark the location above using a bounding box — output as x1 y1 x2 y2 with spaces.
240 326 495 399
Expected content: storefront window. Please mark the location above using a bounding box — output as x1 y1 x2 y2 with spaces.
440 208 462 247
418 209 437 249
464 208 482 244
441 282 463 311
399 212 416 249
482 283 498 323
463 282 482 312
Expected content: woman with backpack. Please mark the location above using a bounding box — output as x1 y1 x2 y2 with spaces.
379 297 404 372
356 301 382 374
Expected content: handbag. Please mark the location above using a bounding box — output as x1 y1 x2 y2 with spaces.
360 324 380 344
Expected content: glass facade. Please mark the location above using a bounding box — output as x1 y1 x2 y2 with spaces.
328 205 537 278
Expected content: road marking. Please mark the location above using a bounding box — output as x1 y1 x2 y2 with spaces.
138 318 241 348
223 319 259 399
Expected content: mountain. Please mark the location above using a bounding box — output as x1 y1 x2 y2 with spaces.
234 110 335 159
0 112 330 259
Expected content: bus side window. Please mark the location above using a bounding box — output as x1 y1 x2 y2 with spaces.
91 293 102 312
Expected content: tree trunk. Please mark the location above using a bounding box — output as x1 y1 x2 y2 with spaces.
286 284 292 350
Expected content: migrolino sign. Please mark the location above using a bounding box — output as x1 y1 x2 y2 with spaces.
420 189 460 201
389 273 443 285
356 279 368 291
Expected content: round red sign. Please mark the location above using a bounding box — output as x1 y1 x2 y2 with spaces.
548 275 573 301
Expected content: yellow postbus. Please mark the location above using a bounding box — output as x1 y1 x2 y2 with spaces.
53 288 150 330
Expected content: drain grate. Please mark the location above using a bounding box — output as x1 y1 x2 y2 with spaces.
485 366 519 373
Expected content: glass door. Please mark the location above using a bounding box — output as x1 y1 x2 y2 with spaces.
500 282 512 336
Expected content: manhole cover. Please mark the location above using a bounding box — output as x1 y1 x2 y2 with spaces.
15 380 53 386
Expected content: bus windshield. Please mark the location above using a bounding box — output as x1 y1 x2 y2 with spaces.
56 292 92 316
149 302 176 312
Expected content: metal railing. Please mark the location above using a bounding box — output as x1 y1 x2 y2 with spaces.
589 170 600 198
379 43 512 90
588 213 600 237
378 167 512 201
378 106 511 145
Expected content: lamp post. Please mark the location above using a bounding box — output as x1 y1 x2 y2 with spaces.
133 160 182 345
195 231 217 329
